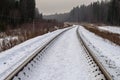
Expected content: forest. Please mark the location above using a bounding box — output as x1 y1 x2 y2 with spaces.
0 0 42 31
0 0 63 52
44 0 120 26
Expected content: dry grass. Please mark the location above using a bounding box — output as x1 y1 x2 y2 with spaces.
0 21 64 52
82 24 120 46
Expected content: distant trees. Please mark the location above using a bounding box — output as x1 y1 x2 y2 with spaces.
107 0 120 25
68 0 120 25
45 0 120 26
44 1 109 24
0 0 43 31
0 0 19 30
68 1 109 24
69 6 80 22
44 13 69 22
35 8 43 20
20 0 35 22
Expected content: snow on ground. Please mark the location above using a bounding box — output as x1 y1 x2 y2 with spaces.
16 27 104 80
1 25 119 80
0 36 19 51
78 25 120 80
0 28 69 80
98 26 120 34
0 36 18 44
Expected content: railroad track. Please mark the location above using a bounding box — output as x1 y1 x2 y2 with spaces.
4 26 113 80
76 27 113 80
4 28 71 80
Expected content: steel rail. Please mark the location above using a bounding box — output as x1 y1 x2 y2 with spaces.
76 27 113 80
5 28 71 80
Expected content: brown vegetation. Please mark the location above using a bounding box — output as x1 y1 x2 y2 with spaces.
0 20 64 52
82 24 120 46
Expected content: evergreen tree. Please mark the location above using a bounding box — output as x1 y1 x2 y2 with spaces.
107 0 120 25
27 0 35 20
20 0 35 22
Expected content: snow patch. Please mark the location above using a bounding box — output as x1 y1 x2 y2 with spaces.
78 25 120 80
98 26 120 35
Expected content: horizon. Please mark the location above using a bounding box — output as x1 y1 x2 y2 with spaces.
35 0 101 15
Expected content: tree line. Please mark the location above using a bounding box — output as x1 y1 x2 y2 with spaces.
44 0 120 26
0 0 42 31
68 1 108 23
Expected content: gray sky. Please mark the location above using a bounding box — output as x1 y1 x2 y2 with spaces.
35 0 100 15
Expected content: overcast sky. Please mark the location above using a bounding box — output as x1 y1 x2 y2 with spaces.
35 0 100 15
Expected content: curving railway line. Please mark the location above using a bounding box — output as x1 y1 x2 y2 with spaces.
3 26 112 80
76 27 112 80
